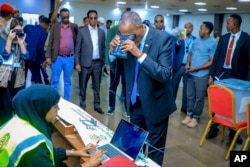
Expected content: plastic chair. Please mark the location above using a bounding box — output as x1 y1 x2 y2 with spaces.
199 84 247 160
243 102 250 151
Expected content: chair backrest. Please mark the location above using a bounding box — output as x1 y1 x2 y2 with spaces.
207 85 236 123
247 102 250 135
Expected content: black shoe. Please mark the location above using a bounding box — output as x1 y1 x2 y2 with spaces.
181 108 187 114
229 132 243 145
206 128 219 139
107 109 114 115
94 108 104 114
44 79 50 85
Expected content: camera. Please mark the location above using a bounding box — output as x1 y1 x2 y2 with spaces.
12 29 24 38
112 34 136 59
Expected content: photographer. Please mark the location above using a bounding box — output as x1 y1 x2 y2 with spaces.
109 11 176 166
0 16 29 126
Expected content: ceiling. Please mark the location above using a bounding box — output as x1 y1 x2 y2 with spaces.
69 0 250 14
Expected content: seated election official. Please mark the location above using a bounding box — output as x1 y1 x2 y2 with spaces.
109 11 176 166
0 84 105 167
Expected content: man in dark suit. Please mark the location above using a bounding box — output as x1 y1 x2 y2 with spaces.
206 14 250 141
46 8 78 101
75 10 105 114
172 22 196 114
109 11 176 166
24 17 50 84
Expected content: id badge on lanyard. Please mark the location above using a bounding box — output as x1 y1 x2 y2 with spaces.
13 45 20 68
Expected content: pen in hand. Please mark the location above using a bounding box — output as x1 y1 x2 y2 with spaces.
96 139 100 146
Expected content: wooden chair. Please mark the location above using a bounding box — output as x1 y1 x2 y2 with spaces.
243 102 250 151
199 84 247 160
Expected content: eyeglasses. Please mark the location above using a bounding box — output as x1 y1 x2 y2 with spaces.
155 20 163 23
61 16 69 20
89 17 97 20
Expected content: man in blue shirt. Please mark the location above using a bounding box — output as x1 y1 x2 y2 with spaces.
181 21 216 128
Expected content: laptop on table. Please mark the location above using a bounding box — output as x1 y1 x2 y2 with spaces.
94 119 149 163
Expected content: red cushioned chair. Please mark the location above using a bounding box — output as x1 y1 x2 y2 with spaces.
243 102 250 151
199 84 247 160
101 156 137 167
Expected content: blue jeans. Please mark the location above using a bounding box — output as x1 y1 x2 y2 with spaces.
51 56 74 101
172 65 188 110
186 74 208 120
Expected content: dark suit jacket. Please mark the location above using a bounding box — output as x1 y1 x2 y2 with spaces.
46 22 78 62
74 26 105 67
172 35 196 70
24 25 48 64
209 31 250 81
123 28 177 124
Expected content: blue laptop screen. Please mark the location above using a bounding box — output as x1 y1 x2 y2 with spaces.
110 119 149 160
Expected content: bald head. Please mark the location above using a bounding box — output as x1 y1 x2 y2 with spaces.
119 11 142 29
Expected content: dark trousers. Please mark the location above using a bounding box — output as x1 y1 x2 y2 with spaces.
109 69 126 110
172 65 188 110
130 97 169 166
0 87 13 126
25 60 43 84
79 60 102 109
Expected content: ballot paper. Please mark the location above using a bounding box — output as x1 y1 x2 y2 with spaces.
57 98 113 145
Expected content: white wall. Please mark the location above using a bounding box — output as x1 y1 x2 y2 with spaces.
6 0 50 16
65 2 173 30
178 14 215 37
222 13 250 34
4 0 250 35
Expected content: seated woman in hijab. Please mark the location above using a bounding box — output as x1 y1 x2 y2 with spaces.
0 84 105 167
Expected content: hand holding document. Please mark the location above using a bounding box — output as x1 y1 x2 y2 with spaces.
180 28 187 39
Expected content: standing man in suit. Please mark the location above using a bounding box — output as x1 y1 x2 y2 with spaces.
46 8 78 101
172 22 196 114
206 14 250 141
75 10 105 114
109 11 176 166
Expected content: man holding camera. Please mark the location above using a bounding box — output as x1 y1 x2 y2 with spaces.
109 11 176 166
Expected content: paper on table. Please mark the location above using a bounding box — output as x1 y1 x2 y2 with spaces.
57 98 113 145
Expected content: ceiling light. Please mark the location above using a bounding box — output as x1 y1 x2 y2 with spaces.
117 1 126 5
150 5 160 9
238 0 250 2
194 2 207 5
226 7 237 10
179 9 188 12
198 8 207 11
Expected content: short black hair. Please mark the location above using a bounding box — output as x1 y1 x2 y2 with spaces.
106 19 112 24
87 10 97 18
230 13 242 27
203 21 214 34
40 17 50 24
17 16 23 23
60 8 70 14
83 17 88 21
154 14 164 21
0 11 12 18
143 20 151 27
39 15 45 22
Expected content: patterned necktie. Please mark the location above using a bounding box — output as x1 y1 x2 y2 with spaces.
130 44 141 105
225 35 235 66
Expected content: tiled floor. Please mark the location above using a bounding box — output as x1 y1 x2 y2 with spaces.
52 70 247 167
